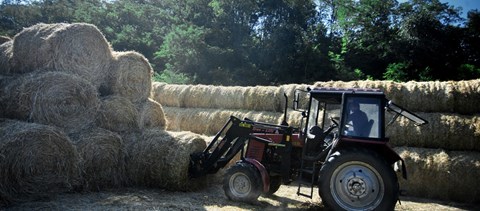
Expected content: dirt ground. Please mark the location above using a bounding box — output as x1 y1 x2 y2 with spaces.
6 179 479 211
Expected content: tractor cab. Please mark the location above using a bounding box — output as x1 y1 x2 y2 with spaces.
295 87 426 147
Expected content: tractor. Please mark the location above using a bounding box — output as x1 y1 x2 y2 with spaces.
189 87 427 210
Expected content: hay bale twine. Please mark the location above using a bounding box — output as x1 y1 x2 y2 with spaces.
69 127 127 190
0 36 10 45
12 23 112 87
136 98 167 130
96 96 139 133
0 40 14 75
125 129 207 191
395 147 480 204
106 51 152 102
1 71 99 133
0 119 82 205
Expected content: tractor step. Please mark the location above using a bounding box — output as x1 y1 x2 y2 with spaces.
296 161 319 199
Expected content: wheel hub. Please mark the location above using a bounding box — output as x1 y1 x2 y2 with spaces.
330 162 384 210
229 172 252 197
347 176 367 197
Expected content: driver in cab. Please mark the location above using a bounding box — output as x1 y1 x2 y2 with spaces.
345 101 368 137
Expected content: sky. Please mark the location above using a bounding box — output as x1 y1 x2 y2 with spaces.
400 0 480 18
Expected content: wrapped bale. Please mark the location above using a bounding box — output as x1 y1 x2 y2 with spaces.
96 96 139 133
0 71 99 133
387 113 480 151
0 120 82 205
395 147 480 204
125 129 207 191
69 127 127 191
106 51 153 102
0 41 13 75
163 106 303 136
136 98 167 130
12 23 112 88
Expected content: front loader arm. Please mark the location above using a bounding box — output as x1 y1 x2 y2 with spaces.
189 116 294 178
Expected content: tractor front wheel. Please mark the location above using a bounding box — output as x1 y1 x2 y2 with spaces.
223 161 262 202
318 148 399 211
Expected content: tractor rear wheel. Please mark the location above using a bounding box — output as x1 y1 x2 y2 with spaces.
223 161 262 202
318 148 399 211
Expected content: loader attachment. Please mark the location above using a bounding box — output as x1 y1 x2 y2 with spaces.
189 115 296 178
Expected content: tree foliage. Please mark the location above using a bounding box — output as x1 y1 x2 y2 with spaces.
1 0 479 85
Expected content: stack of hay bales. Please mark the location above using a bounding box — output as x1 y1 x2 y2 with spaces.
152 80 480 204
0 23 205 206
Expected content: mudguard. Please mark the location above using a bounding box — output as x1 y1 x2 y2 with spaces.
244 158 270 193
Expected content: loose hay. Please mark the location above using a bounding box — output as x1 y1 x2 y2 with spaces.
1 71 99 133
136 98 167 130
106 51 153 102
12 23 112 88
0 119 82 205
125 129 207 191
395 147 480 204
0 41 13 75
69 127 127 191
96 96 139 133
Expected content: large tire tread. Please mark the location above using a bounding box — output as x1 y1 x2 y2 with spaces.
223 161 262 202
318 147 399 211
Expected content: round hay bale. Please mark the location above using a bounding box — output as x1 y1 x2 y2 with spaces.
0 36 10 45
0 40 14 75
125 129 207 191
96 96 139 132
314 80 480 114
12 23 112 87
453 79 480 115
163 106 302 136
211 86 247 109
0 119 82 205
69 127 127 190
152 82 191 107
386 112 480 151
244 86 283 112
183 84 216 108
106 51 152 103
1 71 99 133
136 98 167 130
395 147 480 204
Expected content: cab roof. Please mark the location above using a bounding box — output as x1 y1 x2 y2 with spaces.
309 87 385 97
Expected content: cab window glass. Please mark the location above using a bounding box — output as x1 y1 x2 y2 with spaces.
342 97 380 138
